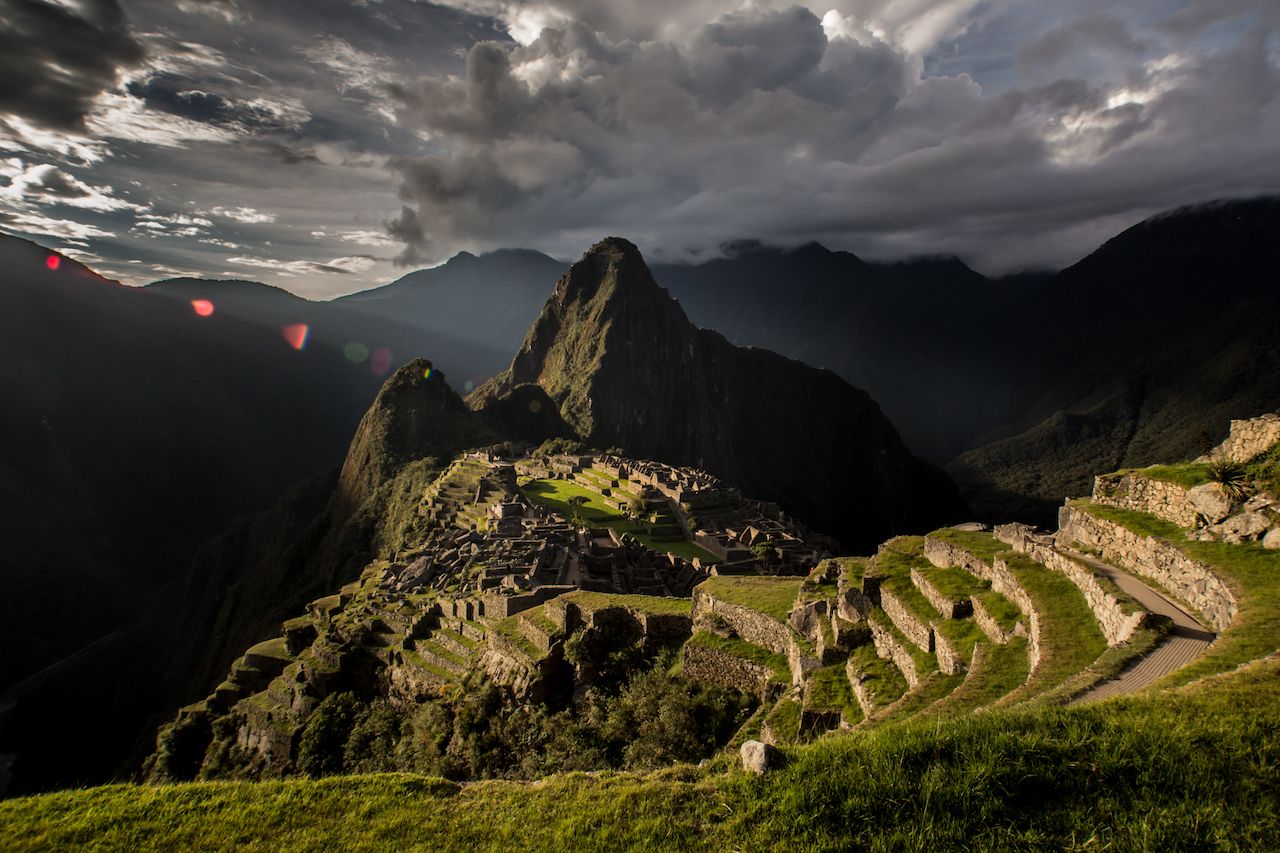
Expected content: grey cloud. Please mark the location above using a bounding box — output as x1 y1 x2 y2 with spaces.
1017 15 1149 75
0 0 145 131
385 2 1280 275
687 6 826 104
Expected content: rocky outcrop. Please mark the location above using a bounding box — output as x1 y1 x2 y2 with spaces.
472 237 967 550
1058 505 1237 632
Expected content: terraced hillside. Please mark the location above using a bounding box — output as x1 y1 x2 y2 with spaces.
7 414 1280 848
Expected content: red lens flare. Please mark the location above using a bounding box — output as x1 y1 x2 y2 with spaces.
46 255 60 270
191 299 215 317
370 346 392 376
281 323 310 351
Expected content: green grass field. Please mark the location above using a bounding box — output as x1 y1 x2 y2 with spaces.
697 575 801 622
521 479 718 563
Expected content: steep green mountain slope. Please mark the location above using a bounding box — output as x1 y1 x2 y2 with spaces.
472 237 966 550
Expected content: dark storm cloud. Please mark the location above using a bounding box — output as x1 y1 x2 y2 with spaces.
382 1 1280 271
2 0 1278 294
0 0 145 131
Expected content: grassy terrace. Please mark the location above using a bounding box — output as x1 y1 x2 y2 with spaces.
684 632 790 683
7 659 1280 850
928 529 1108 705
867 610 937 678
806 664 861 725
697 575 800 623
915 565 989 602
764 698 802 744
876 672 967 725
925 638 1031 717
491 615 547 661
562 590 693 617
1130 462 1212 489
1076 500 1280 686
975 590 1022 632
848 644 908 710
521 479 718 563
931 617 985 667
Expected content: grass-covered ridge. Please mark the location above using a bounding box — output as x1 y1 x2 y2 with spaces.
9 658 1278 851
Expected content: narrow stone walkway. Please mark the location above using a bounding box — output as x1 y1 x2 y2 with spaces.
1066 549 1215 703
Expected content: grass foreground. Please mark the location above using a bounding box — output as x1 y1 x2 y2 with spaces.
5 658 1279 851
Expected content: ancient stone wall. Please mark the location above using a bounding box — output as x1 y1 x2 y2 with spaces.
879 587 933 652
923 537 1042 673
970 597 1023 644
932 629 966 675
1058 505 1237 632
1093 473 1199 528
1210 413 1280 463
691 588 792 654
1027 543 1147 645
682 643 775 696
868 617 922 687
910 568 971 619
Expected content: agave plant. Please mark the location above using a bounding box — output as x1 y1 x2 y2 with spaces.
1206 458 1253 503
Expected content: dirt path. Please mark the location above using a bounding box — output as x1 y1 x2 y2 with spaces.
1066 550 1215 703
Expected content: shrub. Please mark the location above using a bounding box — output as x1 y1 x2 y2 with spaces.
1207 458 1253 502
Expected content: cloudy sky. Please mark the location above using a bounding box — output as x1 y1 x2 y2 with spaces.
1 0 1277 297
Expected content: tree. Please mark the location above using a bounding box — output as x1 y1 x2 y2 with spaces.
751 542 777 568
626 495 646 520
566 495 589 526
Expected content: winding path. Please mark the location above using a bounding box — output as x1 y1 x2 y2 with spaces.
1065 550 1215 703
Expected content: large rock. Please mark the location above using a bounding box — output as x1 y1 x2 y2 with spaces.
1211 511 1271 544
1263 528 1280 550
1188 483 1233 524
740 740 780 775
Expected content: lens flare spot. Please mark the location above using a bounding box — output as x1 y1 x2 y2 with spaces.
45 255 60 270
343 342 369 363
191 299 215 317
528 398 542 414
464 380 475 393
371 346 392 376
281 323 309 351
423 366 433 381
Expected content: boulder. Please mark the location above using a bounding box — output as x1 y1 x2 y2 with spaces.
1263 528 1280 551
740 740 780 775
1212 511 1271 544
1188 484 1234 524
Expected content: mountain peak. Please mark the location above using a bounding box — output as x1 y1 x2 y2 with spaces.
473 239 966 547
